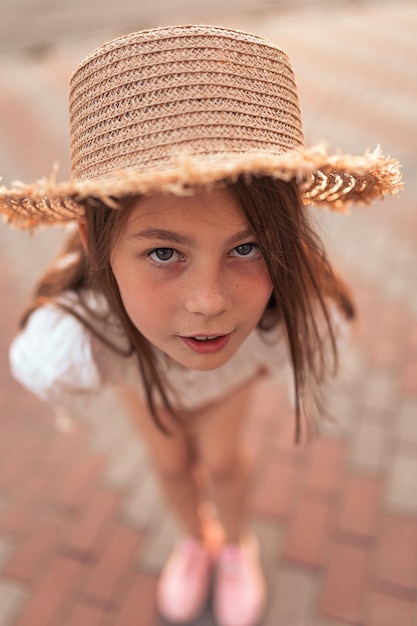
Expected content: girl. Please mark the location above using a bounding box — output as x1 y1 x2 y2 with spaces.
0 25 401 626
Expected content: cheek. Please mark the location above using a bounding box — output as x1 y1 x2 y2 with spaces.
244 263 273 304
114 270 176 332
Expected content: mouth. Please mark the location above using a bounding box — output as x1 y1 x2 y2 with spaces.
179 333 232 354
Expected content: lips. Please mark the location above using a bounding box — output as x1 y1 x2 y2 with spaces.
179 333 231 354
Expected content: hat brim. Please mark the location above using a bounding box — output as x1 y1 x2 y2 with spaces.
0 144 402 230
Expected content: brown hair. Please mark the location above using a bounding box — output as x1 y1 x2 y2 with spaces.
23 176 355 440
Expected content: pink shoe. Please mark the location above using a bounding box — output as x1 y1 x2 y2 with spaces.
214 534 267 626
157 536 212 623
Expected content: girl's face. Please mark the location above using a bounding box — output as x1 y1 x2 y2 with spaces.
110 187 273 371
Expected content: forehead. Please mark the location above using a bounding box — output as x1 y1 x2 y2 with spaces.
123 186 248 233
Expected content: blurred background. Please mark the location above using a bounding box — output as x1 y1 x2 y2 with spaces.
0 1 416 625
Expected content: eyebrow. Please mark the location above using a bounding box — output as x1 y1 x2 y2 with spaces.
129 227 255 247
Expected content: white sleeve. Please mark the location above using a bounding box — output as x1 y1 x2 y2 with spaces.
9 304 102 405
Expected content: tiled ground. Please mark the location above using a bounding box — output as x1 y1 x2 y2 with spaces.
0 1 416 625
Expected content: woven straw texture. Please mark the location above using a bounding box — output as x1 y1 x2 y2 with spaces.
69 25 304 182
0 24 402 229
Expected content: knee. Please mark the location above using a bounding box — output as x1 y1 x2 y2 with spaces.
154 456 195 483
206 452 252 485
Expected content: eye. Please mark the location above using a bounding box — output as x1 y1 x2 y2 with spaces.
229 242 260 258
148 248 179 263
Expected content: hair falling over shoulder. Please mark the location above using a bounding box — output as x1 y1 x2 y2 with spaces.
22 177 356 441
230 178 356 440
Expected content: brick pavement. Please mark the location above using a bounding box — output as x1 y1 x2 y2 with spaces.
0 1 416 624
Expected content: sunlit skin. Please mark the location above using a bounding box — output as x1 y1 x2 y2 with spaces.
110 187 274 371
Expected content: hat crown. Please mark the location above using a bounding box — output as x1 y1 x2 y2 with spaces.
69 25 305 183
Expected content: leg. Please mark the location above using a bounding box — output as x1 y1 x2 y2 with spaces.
117 387 213 623
191 373 263 543
117 386 203 537
190 374 268 626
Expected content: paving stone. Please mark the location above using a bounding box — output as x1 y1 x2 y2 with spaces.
363 371 398 412
64 602 107 626
0 580 27 626
396 400 417 446
3 519 62 583
66 488 121 555
367 591 416 626
320 385 360 438
114 572 158 626
83 525 142 604
386 453 417 514
316 621 356 626
38 423 87 478
349 420 390 472
359 404 396 428
105 437 147 488
384 272 414 301
51 453 105 514
0 537 15 571
0 476 51 539
265 566 319 626
337 473 381 540
0 225 65 307
401 359 417 395
250 458 297 520
282 497 333 568
13 555 84 626
410 293 417 317
0 432 43 493
375 514 417 593
138 513 180 574
320 542 369 624
251 518 285 583
303 438 345 495
123 470 165 530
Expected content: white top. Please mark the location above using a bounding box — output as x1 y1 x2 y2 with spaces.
9 291 292 412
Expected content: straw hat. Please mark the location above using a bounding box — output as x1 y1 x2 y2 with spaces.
0 24 402 229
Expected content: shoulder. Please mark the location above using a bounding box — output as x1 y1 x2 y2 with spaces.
9 292 126 404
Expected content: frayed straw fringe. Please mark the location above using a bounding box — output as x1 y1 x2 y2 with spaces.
0 144 403 230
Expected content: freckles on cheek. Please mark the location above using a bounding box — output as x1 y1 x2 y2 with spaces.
136 285 173 318
247 269 273 297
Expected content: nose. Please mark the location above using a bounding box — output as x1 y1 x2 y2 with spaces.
183 266 231 317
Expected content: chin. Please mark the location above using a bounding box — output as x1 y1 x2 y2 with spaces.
176 350 237 372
